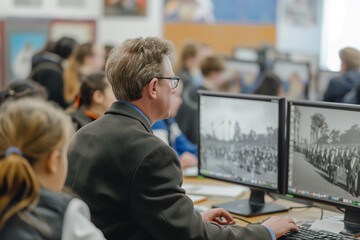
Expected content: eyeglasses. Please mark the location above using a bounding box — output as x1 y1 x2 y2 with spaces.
143 76 180 89
157 76 180 89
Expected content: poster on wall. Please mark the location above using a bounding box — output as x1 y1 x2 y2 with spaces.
284 0 317 28
164 0 276 24
5 20 49 86
104 0 147 16
50 20 95 44
0 21 3 90
13 0 42 7
58 0 85 8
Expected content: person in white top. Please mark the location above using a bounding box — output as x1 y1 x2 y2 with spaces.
0 98 105 240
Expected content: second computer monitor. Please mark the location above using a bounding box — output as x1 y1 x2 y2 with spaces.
287 100 360 235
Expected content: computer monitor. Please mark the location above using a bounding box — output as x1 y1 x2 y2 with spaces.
233 46 259 62
223 58 261 94
316 70 341 100
198 91 289 216
287 100 360 236
272 59 311 100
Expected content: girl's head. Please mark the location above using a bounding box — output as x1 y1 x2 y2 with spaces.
174 39 201 74
78 72 116 114
0 98 74 229
64 42 105 103
0 79 47 106
74 42 105 72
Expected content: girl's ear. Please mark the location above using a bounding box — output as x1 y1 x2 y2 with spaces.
46 150 60 173
92 89 104 104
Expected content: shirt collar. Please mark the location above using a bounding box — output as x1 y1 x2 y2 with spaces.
117 100 150 125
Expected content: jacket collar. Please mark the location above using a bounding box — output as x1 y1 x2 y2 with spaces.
105 101 153 133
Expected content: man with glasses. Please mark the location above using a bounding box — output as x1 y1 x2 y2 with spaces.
66 37 298 240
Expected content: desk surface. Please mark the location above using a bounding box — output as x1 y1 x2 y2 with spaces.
183 176 344 228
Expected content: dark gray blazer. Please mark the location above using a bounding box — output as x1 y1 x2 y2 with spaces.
66 102 272 240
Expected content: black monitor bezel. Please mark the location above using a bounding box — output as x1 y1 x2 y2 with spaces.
197 90 286 194
285 99 360 211
272 59 311 99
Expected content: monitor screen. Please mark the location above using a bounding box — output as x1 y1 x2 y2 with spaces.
273 59 310 100
198 92 285 192
287 100 360 209
223 58 261 94
198 91 289 216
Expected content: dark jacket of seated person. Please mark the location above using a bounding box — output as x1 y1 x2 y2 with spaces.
323 47 360 103
323 69 360 103
65 101 273 240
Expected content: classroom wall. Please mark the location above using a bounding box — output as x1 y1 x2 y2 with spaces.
0 0 164 88
164 23 275 56
98 0 163 46
276 0 324 55
163 0 277 56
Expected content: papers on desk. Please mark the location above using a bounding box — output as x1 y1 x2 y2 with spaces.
309 219 344 234
187 194 207 204
182 183 249 199
183 166 198 177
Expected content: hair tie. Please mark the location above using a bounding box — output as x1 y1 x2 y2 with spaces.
5 147 23 157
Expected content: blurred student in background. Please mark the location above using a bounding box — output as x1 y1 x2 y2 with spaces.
152 81 198 169
104 44 114 70
0 98 105 239
0 79 47 106
174 40 215 94
253 71 284 97
323 47 360 103
174 39 201 93
63 42 105 106
30 37 77 109
70 72 116 130
176 55 225 144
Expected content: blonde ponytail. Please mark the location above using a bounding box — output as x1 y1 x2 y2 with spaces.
0 153 39 230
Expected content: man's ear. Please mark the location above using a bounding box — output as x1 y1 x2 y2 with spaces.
147 78 158 100
92 90 103 104
46 150 60 173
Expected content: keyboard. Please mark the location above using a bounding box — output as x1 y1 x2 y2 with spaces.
278 226 357 240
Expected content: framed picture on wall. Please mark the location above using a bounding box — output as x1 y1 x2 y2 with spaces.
4 19 50 87
13 0 42 7
49 19 96 44
0 21 4 90
58 0 85 8
104 0 147 16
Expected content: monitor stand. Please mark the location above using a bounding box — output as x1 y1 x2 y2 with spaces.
340 208 360 237
212 188 289 217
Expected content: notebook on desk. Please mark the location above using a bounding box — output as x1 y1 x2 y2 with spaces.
182 183 249 199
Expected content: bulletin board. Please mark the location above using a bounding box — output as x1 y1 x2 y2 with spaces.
4 19 50 86
49 19 96 44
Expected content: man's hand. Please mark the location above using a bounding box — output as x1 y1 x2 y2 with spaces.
180 152 198 169
200 208 236 225
261 216 299 238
